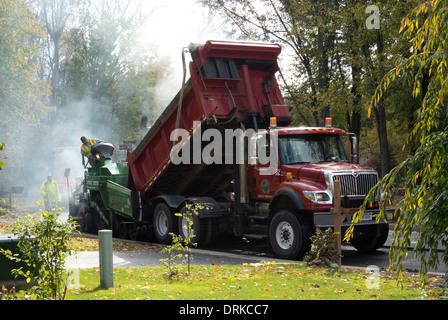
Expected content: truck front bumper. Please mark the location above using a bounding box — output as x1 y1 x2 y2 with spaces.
313 208 397 228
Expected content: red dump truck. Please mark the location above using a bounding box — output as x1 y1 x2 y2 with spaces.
70 40 393 260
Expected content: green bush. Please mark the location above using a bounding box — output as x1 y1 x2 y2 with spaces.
304 228 341 267
0 198 17 216
0 206 79 299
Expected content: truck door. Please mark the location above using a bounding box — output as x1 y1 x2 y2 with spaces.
249 133 280 200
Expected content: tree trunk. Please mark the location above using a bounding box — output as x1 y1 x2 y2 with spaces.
347 63 362 138
317 26 331 126
372 98 390 178
50 36 61 106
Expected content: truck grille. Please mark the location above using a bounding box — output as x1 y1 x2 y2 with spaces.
332 173 378 196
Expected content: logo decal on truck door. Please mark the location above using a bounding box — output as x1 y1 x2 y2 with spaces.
261 180 270 193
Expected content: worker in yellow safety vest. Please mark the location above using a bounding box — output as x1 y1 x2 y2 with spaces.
40 175 61 212
80 136 103 166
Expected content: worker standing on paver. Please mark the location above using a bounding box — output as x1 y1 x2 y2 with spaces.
80 136 103 166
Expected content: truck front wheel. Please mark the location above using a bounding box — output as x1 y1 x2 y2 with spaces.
269 210 312 260
350 223 389 252
153 203 177 244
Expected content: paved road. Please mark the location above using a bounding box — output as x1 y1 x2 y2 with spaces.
60 207 447 274
65 247 296 269
66 230 446 275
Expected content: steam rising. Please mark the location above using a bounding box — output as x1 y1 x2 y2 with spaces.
0 0 227 202
141 0 227 111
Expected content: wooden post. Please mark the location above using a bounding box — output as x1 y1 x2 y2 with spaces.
331 180 350 266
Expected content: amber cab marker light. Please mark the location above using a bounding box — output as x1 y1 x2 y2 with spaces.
286 172 293 181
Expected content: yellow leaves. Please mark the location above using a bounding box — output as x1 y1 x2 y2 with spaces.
69 237 98 251
412 85 420 97
420 3 426 13
418 197 424 207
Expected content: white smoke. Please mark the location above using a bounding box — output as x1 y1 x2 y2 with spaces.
0 0 229 204
139 0 228 112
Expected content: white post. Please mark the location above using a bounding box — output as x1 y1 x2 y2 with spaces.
99 229 114 288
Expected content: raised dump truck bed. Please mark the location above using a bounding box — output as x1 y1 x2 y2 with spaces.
127 40 291 200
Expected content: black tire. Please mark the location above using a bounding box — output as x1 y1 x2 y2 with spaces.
269 210 312 260
119 222 129 239
81 209 96 234
350 223 389 252
128 223 139 241
153 203 177 244
373 223 389 250
177 205 219 247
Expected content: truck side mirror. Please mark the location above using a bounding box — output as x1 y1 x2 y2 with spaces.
248 136 259 166
349 133 359 164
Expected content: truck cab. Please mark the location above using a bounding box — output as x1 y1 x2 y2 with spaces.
245 119 390 259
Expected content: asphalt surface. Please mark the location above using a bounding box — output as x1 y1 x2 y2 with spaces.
65 230 447 275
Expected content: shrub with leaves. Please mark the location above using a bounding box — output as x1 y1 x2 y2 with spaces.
0 205 79 299
159 202 211 278
0 142 5 170
304 228 341 267
159 232 187 279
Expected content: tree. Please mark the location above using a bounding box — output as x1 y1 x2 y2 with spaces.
29 0 87 106
349 0 448 285
62 6 168 142
201 0 418 177
0 0 49 124
0 0 52 188
0 142 5 171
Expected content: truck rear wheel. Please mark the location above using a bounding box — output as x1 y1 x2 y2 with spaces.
269 210 312 260
153 203 177 244
177 205 218 247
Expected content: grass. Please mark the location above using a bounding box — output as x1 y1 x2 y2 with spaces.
65 263 443 300
1 214 445 300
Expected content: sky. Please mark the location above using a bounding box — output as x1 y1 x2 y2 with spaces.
141 0 227 89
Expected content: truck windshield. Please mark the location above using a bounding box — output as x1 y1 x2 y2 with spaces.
278 134 350 164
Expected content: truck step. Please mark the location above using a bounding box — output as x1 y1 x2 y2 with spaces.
248 215 268 221
243 234 268 240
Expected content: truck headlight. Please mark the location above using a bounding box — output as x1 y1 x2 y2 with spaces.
324 173 333 194
302 190 332 204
